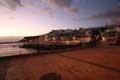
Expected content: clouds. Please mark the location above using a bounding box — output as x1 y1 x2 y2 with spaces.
89 9 120 19
48 0 72 7
0 0 79 15
48 0 79 13
0 0 23 10
0 0 53 17
63 6 79 13
88 5 120 24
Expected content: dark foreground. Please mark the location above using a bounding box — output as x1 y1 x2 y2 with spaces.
0 47 120 80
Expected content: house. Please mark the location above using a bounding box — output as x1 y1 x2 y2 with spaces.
21 28 91 45
104 25 120 45
45 28 91 45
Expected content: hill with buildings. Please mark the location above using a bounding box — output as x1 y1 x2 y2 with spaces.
20 24 120 49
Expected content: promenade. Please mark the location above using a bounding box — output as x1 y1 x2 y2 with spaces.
0 47 120 80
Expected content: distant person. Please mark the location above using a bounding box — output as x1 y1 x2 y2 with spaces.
90 35 97 47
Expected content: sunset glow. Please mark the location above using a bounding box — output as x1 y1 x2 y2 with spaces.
0 0 120 36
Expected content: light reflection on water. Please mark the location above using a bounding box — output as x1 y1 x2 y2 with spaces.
0 43 37 57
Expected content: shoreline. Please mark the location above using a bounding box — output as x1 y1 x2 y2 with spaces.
0 46 88 59
0 45 119 59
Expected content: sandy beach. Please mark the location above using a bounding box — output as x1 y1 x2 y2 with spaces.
0 47 120 80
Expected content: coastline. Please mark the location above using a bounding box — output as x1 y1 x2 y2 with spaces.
0 45 87 58
0 44 119 58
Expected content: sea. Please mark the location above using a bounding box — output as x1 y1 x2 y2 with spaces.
0 37 37 57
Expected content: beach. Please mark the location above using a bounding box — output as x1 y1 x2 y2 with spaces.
0 47 120 80
0 43 37 57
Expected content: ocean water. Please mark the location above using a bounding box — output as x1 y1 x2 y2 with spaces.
0 43 37 57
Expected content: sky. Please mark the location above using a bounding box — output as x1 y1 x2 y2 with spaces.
0 0 120 37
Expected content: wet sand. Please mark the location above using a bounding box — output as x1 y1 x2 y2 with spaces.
0 47 120 80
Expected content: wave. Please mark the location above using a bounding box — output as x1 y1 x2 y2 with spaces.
0 43 36 57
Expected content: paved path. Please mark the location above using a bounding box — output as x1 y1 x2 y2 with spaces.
0 47 120 80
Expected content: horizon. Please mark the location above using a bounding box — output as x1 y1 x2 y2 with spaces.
0 0 120 36
0 36 23 42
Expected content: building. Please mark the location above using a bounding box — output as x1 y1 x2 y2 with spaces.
21 24 120 46
21 28 91 45
104 25 120 45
